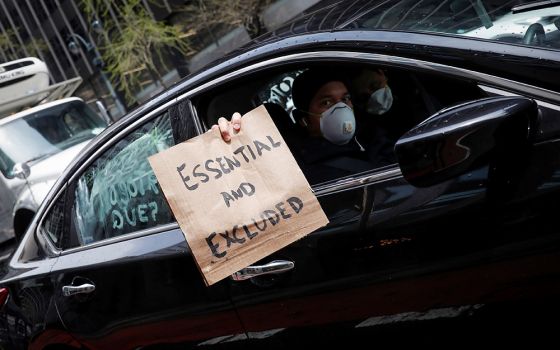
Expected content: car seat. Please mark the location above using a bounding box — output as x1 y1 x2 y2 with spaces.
263 102 305 152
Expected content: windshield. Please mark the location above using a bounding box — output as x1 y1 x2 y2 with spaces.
350 0 560 50
0 100 107 178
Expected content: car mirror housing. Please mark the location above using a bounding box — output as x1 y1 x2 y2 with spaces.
395 96 538 187
12 162 31 180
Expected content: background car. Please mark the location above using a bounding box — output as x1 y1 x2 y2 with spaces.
0 57 49 115
1 0 560 348
0 97 108 244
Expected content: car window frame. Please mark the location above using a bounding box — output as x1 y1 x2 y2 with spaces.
36 99 200 255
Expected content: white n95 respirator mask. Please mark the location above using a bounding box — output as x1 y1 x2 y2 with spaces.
367 86 393 115
319 102 356 145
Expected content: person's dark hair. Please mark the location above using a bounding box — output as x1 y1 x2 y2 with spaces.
291 68 350 120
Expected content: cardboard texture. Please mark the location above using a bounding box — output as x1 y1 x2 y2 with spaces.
148 105 329 285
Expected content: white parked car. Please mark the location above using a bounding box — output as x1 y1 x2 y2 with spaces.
0 97 108 242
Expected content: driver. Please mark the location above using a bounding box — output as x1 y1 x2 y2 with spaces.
214 68 395 184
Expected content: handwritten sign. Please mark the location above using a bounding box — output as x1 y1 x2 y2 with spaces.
149 105 328 285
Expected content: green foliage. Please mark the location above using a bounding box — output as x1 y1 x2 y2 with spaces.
180 0 273 41
79 0 272 105
0 28 47 60
81 0 193 104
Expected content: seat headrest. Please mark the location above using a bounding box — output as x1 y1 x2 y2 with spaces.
263 102 295 135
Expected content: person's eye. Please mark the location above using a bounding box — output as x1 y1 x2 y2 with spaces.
320 99 333 108
342 94 352 103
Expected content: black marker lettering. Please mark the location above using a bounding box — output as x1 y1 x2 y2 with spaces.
287 196 304 213
216 157 230 174
206 233 226 258
231 225 246 244
233 145 249 162
193 164 209 183
243 224 258 239
221 191 235 208
267 135 281 148
240 182 255 196
205 159 222 179
177 163 198 191
275 201 291 219
262 210 280 226
219 227 245 248
252 217 267 231
254 139 271 156
246 144 256 160
224 155 241 171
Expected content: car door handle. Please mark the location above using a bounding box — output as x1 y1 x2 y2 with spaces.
231 260 294 281
62 283 96 297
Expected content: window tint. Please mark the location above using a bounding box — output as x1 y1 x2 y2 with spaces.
70 113 175 246
43 189 67 248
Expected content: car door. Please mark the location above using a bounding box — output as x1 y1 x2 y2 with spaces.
188 50 560 346
45 100 245 349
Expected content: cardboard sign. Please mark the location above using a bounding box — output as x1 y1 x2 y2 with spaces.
148 105 328 285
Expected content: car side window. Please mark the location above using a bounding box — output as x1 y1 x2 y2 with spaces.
195 63 488 186
70 113 175 246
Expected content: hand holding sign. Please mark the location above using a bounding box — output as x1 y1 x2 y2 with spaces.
149 105 328 286
212 112 241 142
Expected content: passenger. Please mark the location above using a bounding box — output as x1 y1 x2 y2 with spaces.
213 68 395 184
349 67 411 142
350 68 393 117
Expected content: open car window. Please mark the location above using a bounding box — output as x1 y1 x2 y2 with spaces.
195 62 488 186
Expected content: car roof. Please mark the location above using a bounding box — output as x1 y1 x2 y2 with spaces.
0 97 84 127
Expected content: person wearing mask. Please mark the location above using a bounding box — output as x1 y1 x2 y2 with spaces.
214 68 395 184
350 67 418 143
351 68 394 117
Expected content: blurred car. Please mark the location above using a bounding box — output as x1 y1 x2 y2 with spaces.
0 97 108 243
1 0 560 349
0 57 49 115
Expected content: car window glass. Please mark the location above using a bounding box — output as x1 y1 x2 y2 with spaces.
0 100 106 178
197 63 487 186
43 189 67 248
350 0 560 50
70 113 175 246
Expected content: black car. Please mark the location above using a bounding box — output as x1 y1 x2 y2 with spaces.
2 0 560 348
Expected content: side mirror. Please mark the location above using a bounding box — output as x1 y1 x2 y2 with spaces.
13 162 31 180
395 96 538 187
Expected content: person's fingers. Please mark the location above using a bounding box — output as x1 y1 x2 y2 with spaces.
218 117 231 141
210 124 219 133
232 112 241 132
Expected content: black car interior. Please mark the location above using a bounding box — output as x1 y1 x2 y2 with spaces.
194 62 488 185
